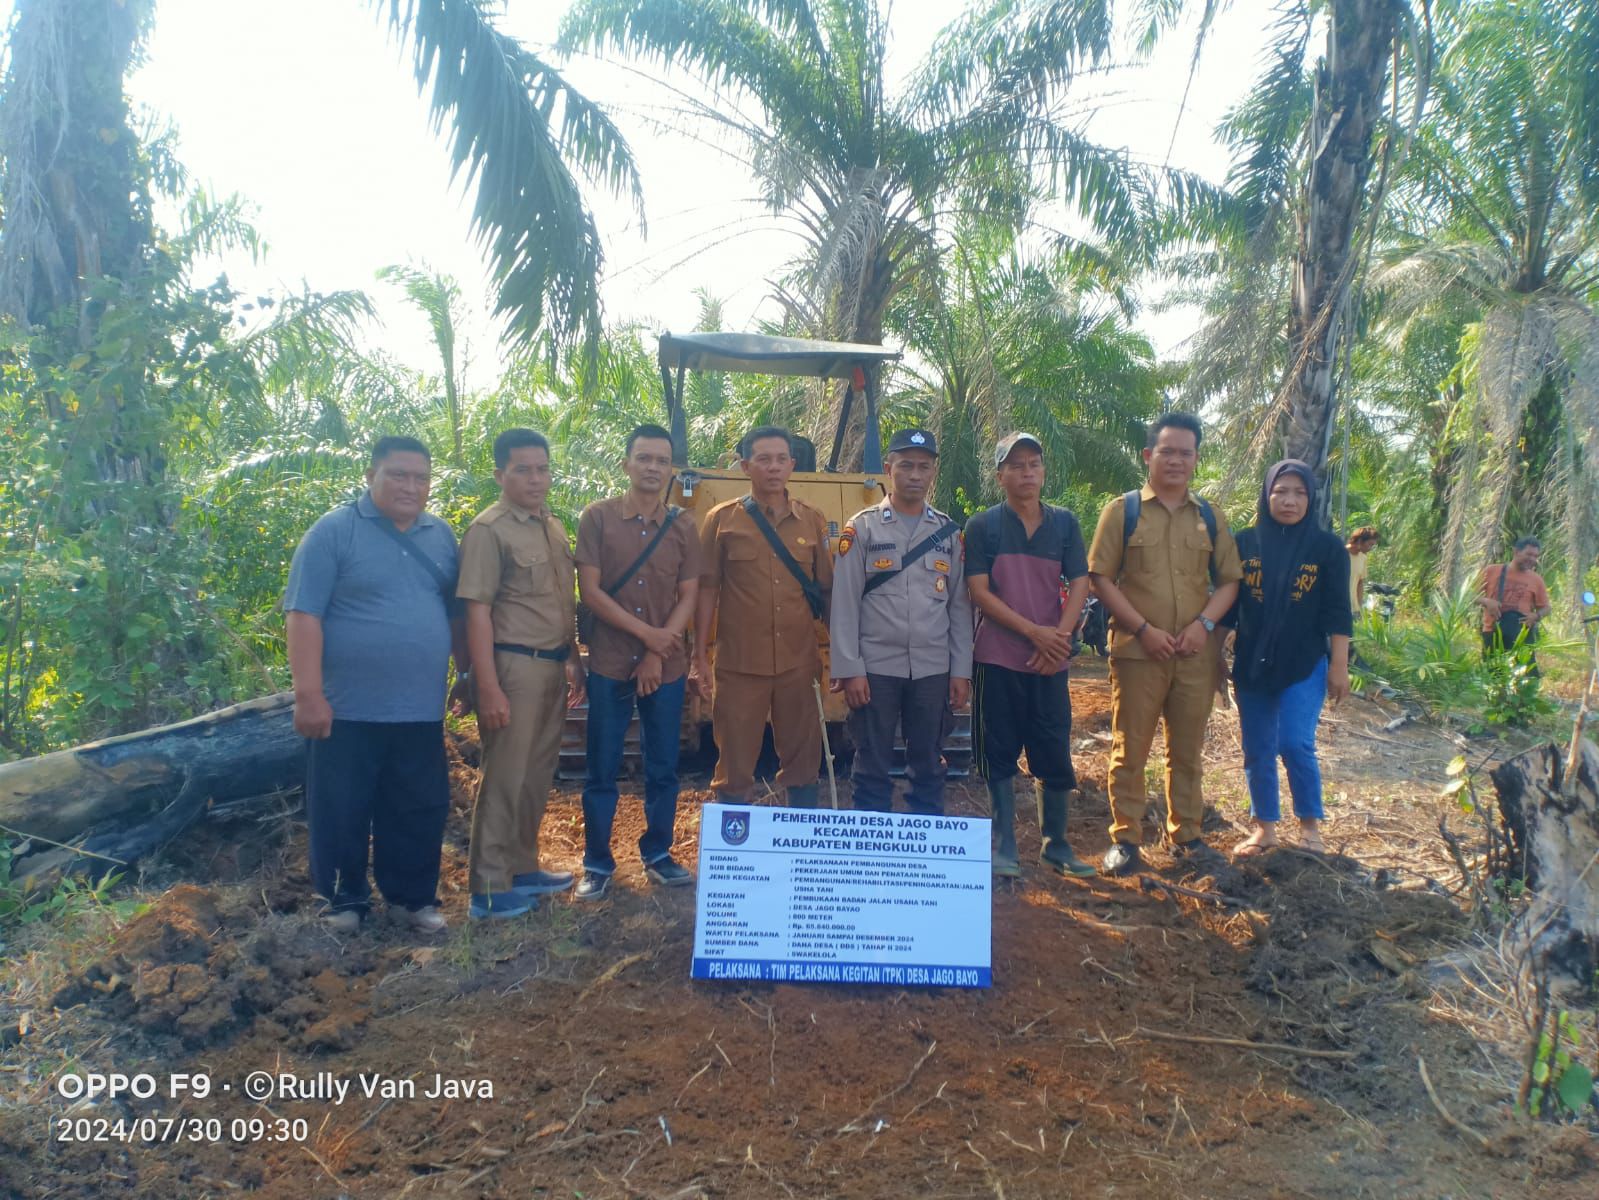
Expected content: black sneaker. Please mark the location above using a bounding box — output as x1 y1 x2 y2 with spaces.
574 871 613 901
645 858 694 888
1100 842 1144 877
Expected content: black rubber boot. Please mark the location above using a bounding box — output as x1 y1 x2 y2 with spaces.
988 778 1021 877
1038 785 1096 877
786 783 821 808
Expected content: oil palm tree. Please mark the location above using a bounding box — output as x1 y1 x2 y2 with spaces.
560 0 1205 463
889 235 1162 516
1374 0 1599 596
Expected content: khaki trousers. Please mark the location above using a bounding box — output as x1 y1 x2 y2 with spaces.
469 650 565 894
711 661 823 799
1106 645 1217 846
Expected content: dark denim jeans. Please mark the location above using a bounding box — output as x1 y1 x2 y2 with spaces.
1235 656 1327 823
581 672 686 875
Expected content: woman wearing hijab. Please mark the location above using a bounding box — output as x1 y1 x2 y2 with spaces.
1224 461 1352 855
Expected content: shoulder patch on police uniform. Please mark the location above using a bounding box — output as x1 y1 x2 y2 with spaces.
837 523 856 555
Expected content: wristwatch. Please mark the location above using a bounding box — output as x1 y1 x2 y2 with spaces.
1196 616 1216 634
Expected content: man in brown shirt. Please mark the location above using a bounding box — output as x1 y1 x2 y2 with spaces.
457 428 585 918
692 425 834 806
573 424 703 900
1088 413 1242 876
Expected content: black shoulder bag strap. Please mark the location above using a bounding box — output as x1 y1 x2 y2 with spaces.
361 504 457 611
741 495 825 619
1496 561 1511 605
863 519 962 595
601 506 681 598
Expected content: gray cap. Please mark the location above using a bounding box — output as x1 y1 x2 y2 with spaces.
995 431 1044 467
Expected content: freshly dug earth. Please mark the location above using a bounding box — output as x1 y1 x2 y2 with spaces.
1 667 1594 1198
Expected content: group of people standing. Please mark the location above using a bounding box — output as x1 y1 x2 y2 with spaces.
283 413 1362 933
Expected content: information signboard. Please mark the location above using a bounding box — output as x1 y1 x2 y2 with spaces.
692 804 992 988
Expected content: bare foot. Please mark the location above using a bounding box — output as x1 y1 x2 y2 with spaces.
1233 824 1279 858
1297 822 1326 853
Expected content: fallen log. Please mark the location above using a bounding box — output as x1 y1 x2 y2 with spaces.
0 692 303 886
1490 739 1599 991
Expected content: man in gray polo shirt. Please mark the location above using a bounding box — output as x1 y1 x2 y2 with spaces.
283 436 467 934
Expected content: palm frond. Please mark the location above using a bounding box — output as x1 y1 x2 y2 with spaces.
379 0 643 354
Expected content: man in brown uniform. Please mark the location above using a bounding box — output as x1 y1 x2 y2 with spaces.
1088 413 1242 876
692 425 833 806
457 428 586 918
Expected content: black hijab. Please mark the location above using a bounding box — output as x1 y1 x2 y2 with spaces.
1247 459 1318 676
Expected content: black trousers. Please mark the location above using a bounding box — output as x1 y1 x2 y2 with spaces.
973 663 1076 790
306 719 450 914
847 673 951 814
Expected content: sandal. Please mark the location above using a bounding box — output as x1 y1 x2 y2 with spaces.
1233 832 1278 858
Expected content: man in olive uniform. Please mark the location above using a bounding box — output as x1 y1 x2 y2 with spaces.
830 429 972 814
457 428 586 918
1088 413 1242 877
691 425 833 806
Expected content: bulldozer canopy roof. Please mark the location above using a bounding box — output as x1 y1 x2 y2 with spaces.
657 332 900 379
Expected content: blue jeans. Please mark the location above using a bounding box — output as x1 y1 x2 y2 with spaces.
581 672 686 875
1235 656 1327 823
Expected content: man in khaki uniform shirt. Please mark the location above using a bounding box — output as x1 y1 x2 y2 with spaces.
457 428 585 918
1088 413 1241 876
692 425 833 806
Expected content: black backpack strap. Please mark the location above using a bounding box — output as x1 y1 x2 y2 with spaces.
601 506 681 599
863 519 960 595
360 503 458 614
741 496 825 619
1196 497 1219 585
1496 561 1511 605
1121 490 1141 547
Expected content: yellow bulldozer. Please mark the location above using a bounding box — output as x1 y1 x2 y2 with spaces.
558 331 972 778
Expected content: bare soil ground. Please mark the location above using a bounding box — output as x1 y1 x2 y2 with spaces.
2 662 1595 1199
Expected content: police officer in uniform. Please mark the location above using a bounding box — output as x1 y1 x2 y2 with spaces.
830 429 973 814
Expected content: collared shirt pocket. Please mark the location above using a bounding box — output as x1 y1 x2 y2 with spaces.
1184 528 1214 577
1125 527 1156 576
514 545 554 595
924 554 951 599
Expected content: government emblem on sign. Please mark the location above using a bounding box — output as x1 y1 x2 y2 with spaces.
721 810 751 846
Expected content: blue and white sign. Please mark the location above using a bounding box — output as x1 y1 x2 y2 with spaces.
692 804 992 988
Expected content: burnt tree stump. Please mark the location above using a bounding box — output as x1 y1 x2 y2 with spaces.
1491 740 1599 991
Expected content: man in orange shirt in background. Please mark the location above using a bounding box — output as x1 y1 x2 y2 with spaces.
1478 537 1551 667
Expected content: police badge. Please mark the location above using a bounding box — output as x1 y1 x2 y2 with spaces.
721 810 751 846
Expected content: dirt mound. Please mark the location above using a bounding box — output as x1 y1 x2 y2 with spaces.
51 887 378 1051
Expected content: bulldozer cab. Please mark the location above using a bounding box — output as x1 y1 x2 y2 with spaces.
657 330 901 535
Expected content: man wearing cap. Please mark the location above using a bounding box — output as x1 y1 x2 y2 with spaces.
964 432 1095 878
830 429 972 815
691 425 833 806
1087 413 1242 876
